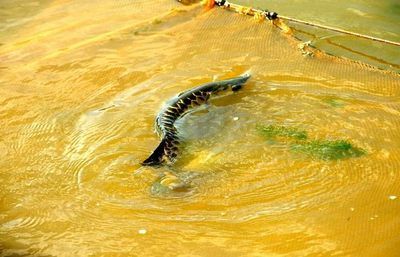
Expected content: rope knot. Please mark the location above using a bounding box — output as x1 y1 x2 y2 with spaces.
215 0 226 6
264 11 278 20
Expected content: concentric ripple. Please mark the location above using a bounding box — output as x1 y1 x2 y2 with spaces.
1 0 400 256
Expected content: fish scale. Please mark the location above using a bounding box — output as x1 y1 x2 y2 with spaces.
142 73 251 166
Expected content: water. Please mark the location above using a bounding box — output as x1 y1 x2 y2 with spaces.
238 0 400 72
1 1 400 256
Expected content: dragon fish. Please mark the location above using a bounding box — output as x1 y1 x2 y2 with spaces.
142 72 251 166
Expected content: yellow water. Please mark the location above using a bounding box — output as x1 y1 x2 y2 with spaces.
1 1 400 256
241 0 400 72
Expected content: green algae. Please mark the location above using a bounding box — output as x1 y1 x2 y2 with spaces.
258 124 308 141
257 124 366 161
152 18 163 25
322 97 345 108
291 139 366 160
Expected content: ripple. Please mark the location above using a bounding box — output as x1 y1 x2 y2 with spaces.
83 75 400 226
1 2 399 256
2 216 46 230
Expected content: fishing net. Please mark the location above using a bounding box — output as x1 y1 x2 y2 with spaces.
1 0 398 91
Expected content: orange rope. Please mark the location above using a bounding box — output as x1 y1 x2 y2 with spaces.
204 0 215 9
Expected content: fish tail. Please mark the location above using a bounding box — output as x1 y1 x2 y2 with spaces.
142 135 179 166
142 138 167 166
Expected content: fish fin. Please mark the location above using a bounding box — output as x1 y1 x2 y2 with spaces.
142 139 167 166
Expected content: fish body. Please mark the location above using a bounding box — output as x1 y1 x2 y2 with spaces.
142 73 251 166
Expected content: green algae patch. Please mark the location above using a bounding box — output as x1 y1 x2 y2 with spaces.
291 139 366 160
257 124 366 161
258 124 308 141
322 97 345 108
152 18 163 25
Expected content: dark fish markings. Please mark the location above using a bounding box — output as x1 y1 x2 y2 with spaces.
142 73 251 166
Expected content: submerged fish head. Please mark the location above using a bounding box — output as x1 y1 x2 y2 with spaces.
210 73 251 93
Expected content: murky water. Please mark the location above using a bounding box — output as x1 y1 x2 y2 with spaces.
1 1 400 256
239 0 400 72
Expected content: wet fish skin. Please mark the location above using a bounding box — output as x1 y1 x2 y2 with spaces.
142 73 251 166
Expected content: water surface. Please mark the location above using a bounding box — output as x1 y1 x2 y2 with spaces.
1 1 400 256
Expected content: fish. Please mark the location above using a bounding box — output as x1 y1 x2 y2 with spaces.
142 72 251 166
